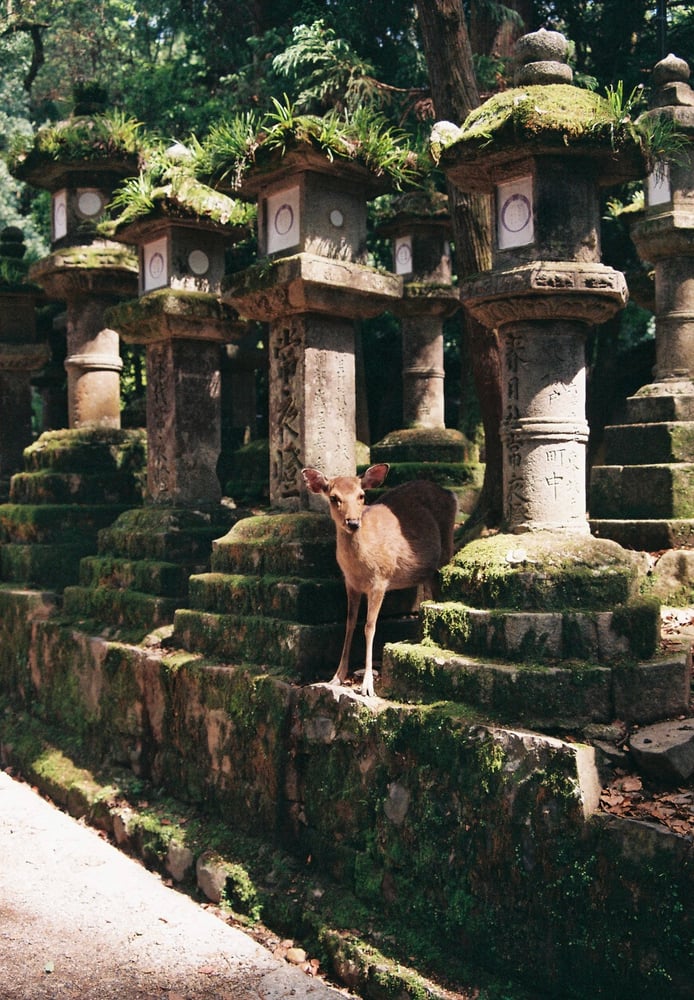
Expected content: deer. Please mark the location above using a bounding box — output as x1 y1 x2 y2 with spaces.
301 463 458 698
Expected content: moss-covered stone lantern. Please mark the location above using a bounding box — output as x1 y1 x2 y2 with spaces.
222 142 402 508
106 171 250 507
370 190 472 473
380 30 690 728
437 28 643 535
10 113 143 429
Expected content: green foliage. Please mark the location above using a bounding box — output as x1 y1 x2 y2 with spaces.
196 98 422 191
8 110 147 174
272 19 379 114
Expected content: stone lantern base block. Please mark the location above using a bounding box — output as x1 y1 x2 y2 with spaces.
381 529 690 727
62 504 241 637
370 427 472 464
0 428 146 589
602 420 694 466
590 463 694 520
625 381 694 424
590 517 694 552
440 532 641 610
171 512 422 680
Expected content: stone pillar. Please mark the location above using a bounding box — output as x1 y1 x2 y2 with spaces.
222 148 401 508
12 144 142 430
30 247 135 428
0 228 49 493
371 191 472 472
632 55 694 405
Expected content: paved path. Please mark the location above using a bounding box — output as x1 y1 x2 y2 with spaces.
0 771 354 1000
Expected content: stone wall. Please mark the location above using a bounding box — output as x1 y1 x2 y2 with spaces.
0 590 691 1000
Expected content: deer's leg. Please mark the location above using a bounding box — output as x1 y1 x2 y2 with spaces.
361 583 387 697
331 585 361 686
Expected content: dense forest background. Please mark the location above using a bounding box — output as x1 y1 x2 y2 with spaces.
0 1 693 503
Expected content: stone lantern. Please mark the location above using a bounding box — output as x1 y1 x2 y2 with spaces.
439 29 642 536
11 114 141 429
371 190 471 469
591 54 694 556
222 144 402 508
107 176 250 507
0 227 49 497
379 31 690 727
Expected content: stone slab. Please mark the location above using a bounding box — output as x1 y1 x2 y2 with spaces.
590 463 694 519
603 421 694 465
629 718 694 782
590 518 694 551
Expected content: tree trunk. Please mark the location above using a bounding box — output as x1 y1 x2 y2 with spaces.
415 0 503 535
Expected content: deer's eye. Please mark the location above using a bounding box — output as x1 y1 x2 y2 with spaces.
358 492 365 502
329 494 340 505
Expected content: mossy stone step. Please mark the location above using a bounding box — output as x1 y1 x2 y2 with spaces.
603 421 694 465
188 572 346 622
590 518 694 551
173 607 421 677
62 585 180 634
172 608 345 676
422 597 660 664
590 463 694 519
98 506 239 562
188 572 419 624
211 512 339 578
0 541 96 588
381 641 691 728
78 555 190 597
22 427 146 473
10 470 143 506
441 533 639 610
0 504 128 544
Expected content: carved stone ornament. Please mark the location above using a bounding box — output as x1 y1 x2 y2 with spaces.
462 262 628 328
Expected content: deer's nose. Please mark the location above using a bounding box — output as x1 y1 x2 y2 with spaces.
345 518 361 532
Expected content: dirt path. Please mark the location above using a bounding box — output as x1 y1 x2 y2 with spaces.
0 771 354 1000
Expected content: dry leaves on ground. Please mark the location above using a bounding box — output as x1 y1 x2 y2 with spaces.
600 771 694 839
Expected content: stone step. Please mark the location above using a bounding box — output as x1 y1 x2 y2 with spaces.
0 541 96 589
590 518 694 551
603 421 694 465
625 387 694 424
10 470 143 506
0 503 127 545
381 641 691 729
173 607 421 678
211 512 339 578
188 571 418 624
78 555 190 597
590 464 694 519
63 584 180 635
421 598 660 664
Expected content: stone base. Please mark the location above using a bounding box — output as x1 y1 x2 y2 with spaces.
441 531 640 610
602 420 694 465
625 380 694 424
62 505 241 637
370 427 472 464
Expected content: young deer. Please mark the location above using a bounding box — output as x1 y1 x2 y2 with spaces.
302 463 458 697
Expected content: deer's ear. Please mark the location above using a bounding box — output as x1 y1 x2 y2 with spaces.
361 463 389 489
302 468 329 494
